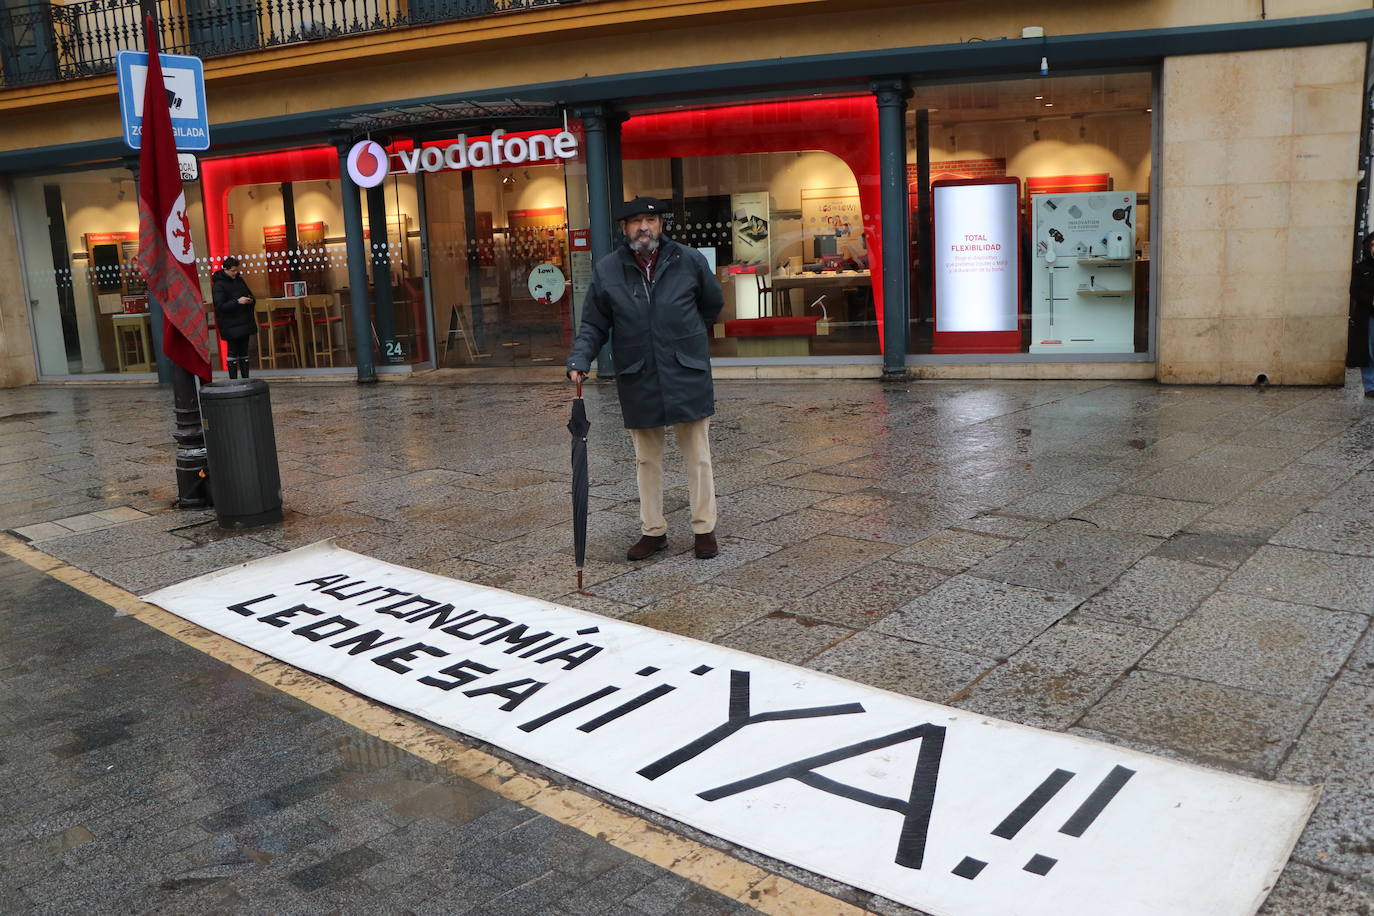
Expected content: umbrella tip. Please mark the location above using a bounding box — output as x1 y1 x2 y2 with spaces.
576 569 584 590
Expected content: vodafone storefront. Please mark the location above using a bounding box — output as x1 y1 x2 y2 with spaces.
193 123 585 375
10 78 1161 382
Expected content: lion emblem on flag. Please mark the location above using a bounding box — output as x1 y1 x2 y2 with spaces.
165 192 195 265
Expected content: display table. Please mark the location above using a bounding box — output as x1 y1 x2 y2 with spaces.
715 316 829 357
770 270 872 321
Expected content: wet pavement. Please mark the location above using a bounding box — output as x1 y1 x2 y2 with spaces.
0 552 755 915
2 373 1373 913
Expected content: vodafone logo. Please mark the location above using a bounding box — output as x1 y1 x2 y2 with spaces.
347 140 389 188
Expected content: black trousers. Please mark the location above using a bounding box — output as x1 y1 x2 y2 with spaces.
225 335 252 377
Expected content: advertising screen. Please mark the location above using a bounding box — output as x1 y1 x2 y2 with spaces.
933 180 1019 334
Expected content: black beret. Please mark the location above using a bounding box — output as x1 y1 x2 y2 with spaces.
615 196 671 221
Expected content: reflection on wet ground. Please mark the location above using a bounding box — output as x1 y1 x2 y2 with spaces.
1 374 1373 912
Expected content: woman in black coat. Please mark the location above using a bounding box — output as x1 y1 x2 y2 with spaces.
212 257 257 379
1350 232 1374 397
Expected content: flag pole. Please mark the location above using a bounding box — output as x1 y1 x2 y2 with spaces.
171 361 209 508
137 11 210 509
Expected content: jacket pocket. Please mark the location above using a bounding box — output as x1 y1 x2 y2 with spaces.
674 350 709 371
672 333 710 371
616 357 646 376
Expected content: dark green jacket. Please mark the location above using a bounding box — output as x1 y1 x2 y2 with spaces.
568 236 724 429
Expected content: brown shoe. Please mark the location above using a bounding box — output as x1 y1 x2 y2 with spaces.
627 534 668 561
694 531 719 559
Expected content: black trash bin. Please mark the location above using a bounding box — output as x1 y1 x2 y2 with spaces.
200 378 283 528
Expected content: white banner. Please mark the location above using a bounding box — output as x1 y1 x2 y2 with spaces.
144 543 1315 916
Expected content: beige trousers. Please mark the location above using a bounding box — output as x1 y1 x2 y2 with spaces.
629 418 717 536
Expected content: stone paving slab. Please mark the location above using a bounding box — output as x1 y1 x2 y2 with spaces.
1271 511 1374 557
875 574 1082 658
1224 544 1374 615
1138 592 1366 702
1121 460 1270 504
1080 671 1314 776
1075 555 1227 630
1277 678 1374 789
807 631 995 701
965 519 1158 597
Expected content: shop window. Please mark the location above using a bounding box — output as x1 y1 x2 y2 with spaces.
621 97 883 361
203 146 430 372
423 158 573 368
13 165 208 377
906 71 1154 357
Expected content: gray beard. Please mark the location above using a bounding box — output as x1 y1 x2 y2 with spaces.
629 234 660 256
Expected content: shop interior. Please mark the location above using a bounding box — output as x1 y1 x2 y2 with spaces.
220 172 429 371
907 70 1154 355
13 166 211 377
623 149 879 359
424 161 572 368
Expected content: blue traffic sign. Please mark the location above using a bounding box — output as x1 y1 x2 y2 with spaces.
116 50 210 151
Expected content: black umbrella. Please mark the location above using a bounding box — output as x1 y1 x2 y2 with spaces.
568 378 590 591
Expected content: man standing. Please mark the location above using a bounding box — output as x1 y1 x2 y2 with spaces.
567 197 725 560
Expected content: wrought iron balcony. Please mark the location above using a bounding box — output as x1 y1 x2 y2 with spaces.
0 0 581 88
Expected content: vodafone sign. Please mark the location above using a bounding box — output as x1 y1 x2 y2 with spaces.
346 129 578 185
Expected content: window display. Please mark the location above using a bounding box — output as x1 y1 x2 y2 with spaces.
1030 190 1137 354
202 146 430 371
13 165 209 377
907 71 1154 357
621 96 883 360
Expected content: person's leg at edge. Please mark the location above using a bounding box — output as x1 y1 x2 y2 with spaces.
676 418 718 558
1363 314 1374 394
628 426 669 559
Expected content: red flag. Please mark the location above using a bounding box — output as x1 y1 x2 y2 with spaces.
136 16 211 381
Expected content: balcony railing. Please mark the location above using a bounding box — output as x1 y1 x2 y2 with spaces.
0 0 579 88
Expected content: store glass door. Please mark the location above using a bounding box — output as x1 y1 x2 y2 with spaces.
425 163 572 368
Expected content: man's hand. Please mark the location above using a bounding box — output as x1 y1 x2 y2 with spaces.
568 370 587 384
237 296 252 305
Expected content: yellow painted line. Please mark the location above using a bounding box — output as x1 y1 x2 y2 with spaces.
0 533 870 915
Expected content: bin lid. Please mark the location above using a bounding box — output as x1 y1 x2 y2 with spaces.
200 377 269 400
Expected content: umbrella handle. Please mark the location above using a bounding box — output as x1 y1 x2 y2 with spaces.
576 377 583 399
